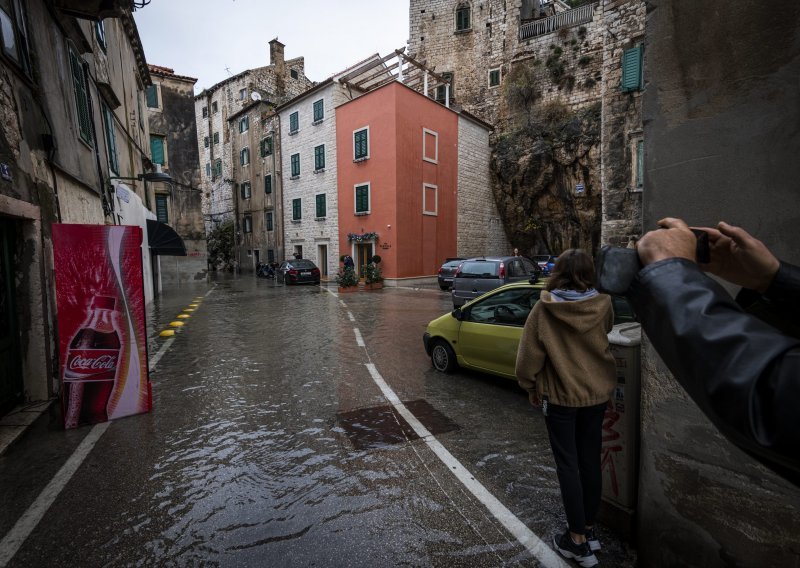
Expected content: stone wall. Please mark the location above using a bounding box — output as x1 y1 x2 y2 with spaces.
599 0 644 247
638 1 800 565
457 116 508 256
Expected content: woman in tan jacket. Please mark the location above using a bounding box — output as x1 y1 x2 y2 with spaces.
516 249 616 568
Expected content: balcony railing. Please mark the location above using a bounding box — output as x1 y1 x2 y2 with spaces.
519 2 598 40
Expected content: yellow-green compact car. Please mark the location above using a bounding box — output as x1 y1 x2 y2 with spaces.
422 281 636 379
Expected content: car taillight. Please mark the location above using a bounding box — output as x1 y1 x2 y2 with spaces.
312 268 320 275
438 267 443 275
288 269 298 275
499 262 505 279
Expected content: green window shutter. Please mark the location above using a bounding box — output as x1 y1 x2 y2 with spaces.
315 145 325 170
291 153 300 176
145 85 158 108
264 174 272 194
636 139 644 187
215 160 222 176
155 195 168 223
621 46 643 92
206 163 211 177
293 198 301 220
316 194 326 218
69 49 93 146
290 112 298 132
102 104 118 174
213 132 219 144
266 211 273 231
313 99 324 122
355 185 369 213
260 138 266 157
354 129 368 159
150 136 164 165
266 137 273 155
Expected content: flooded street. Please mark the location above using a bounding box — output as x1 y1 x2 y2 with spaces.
1 277 634 567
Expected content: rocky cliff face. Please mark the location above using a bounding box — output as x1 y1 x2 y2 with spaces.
491 100 601 255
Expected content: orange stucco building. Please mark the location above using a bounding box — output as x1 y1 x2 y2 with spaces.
336 81 466 283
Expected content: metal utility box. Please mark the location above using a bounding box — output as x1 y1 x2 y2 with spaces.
602 323 641 511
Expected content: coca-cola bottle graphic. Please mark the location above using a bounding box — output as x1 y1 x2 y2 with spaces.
63 295 121 428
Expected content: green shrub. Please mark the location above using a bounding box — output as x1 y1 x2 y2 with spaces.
336 266 358 287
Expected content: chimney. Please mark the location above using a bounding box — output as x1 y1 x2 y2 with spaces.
269 38 285 69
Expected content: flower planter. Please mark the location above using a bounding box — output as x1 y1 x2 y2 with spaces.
338 286 359 293
364 282 383 290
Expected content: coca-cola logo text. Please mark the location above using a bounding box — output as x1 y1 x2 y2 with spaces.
68 354 118 371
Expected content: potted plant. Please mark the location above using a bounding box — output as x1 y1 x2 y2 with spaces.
364 256 384 290
336 265 359 293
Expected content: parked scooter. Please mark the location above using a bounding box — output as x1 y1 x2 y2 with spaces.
256 262 275 279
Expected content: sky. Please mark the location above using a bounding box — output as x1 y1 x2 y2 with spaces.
133 0 410 94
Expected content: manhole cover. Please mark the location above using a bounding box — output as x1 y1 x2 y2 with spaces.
336 399 459 450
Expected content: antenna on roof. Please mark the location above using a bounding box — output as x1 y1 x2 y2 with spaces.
225 66 232 76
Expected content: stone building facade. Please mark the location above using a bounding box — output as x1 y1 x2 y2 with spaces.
408 0 644 252
195 39 313 235
147 65 207 284
228 101 283 271
0 0 156 414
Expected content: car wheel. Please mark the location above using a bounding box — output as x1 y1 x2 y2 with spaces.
431 340 457 373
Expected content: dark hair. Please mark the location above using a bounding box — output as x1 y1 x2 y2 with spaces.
545 249 595 292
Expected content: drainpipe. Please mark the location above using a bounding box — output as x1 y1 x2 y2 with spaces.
274 113 284 261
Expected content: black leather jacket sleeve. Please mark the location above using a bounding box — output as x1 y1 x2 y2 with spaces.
629 258 800 486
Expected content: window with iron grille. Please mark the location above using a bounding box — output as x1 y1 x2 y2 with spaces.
354 128 369 160
455 5 471 31
314 144 325 170
313 99 324 122
291 153 300 177
267 249 274 262
289 111 299 133
621 45 644 92
316 194 326 218
265 211 273 231
240 147 250 166
150 135 165 165
101 104 118 174
264 174 272 194
68 46 93 146
260 136 273 157
355 184 370 214
292 198 302 221
155 194 168 223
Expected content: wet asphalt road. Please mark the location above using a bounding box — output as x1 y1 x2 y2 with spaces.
0 275 635 567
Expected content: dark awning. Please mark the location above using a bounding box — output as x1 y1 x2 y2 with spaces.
146 219 186 256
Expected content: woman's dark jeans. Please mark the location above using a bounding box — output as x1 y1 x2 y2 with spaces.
544 402 607 534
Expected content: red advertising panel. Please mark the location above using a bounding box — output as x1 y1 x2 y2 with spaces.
53 224 151 429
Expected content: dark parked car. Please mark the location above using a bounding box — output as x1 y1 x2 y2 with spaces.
532 255 558 275
437 258 465 290
277 259 321 285
451 256 541 307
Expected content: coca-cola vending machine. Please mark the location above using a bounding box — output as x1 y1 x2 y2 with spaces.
53 224 151 429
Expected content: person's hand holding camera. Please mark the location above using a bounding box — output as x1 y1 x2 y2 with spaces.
636 217 698 266
696 222 780 293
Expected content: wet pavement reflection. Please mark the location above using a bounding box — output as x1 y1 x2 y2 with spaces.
1 275 635 567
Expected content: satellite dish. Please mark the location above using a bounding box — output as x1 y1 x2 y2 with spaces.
251 91 262 101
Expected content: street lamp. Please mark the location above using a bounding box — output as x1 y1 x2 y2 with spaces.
107 166 174 217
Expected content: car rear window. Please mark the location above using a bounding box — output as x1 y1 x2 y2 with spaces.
459 261 499 277
292 260 316 269
444 260 462 268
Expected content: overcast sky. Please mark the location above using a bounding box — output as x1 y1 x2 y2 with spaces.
134 0 410 93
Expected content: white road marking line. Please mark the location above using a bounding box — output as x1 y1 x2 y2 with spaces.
365 363 568 568
149 337 175 372
339 299 346 307
347 312 355 322
353 328 365 347
0 422 111 567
